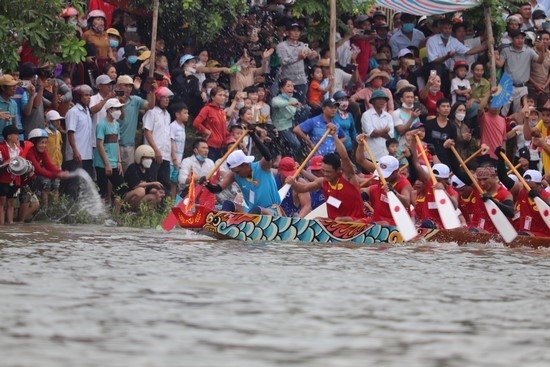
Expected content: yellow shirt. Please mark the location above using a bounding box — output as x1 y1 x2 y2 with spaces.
534 120 549 173
46 127 63 167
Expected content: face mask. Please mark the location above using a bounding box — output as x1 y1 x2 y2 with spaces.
242 62 250 69
110 110 122 120
126 27 137 33
236 101 245 109
371 79 383 89
402 23 414 33
535 19 544 28
109 39 119 48
455 113 466 121
441 34 450 40
206 88 212 97
127 55 138 64
195 154 205 162
78 19 88 28
429 86 440 94
402 102 414 109
141 158 153 169
92 25 105 33
187 67 197 74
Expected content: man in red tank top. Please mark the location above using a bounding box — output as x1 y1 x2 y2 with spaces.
469 166 515 234
514 169 550 236
286 124 365 220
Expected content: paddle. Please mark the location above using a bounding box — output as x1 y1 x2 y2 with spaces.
450 146 517 243
507 162 521 175
362 139 417 241
499 151 550 231
414 135 462 230
278 129 331 200
161 131 250 231
459 147 483 168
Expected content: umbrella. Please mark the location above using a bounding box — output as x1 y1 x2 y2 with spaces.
490 72 514 109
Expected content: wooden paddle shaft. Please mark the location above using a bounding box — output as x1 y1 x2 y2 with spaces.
414 134 437 185
206 131 249 180
362 139 388 186
450 145 484 194
460 147 483 168
507 163 522 176
291 129 332 179
500 152 532 192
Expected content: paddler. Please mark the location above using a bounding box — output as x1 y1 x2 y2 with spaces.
354 134 413 226
285 123 365 221
202 126 282 215
275 156 312 217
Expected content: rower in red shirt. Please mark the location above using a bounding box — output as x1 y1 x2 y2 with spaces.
286 123 365 220
450 175 475 225
513 170 550 236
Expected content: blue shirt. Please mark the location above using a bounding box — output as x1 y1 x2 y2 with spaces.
0 95 18 142
234 161 280 211
298 114 345 156
119 95 146 146
333 111 356 152
93 118 120 168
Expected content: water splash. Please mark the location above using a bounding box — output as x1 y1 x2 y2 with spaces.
68 168 105 217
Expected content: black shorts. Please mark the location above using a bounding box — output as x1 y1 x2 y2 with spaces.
0 183 18 198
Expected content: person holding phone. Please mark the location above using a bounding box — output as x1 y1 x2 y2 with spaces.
90 75 117 150
0 75 20 141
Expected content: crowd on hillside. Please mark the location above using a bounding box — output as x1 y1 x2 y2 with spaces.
0 2 550 235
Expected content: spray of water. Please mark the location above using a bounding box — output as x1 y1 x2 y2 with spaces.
68 168 105 217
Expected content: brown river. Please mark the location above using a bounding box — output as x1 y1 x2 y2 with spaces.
1 224 550 367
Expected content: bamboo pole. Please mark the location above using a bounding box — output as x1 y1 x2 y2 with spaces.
148 0 160 78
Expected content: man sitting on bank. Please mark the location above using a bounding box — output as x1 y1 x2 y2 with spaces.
203 127 281 215
285 123 365 221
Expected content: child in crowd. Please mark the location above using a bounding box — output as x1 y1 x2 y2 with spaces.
45 110 65 199
307 65 333 114
451 61 471 105
169 103 189 199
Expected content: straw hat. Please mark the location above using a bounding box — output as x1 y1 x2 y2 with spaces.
365 68 390 84
395 80 416 95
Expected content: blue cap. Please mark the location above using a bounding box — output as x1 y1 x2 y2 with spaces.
179 54 196 67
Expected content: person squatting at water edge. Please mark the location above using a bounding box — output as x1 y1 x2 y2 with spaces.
202 125 282 215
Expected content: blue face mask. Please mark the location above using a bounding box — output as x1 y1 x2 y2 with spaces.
195 154 205 162
402 23 414 33
109 39 119 48
127 55 138 64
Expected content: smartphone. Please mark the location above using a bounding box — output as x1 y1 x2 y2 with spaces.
430 70 437 77
115 90 125 96
303 43 309 49
19 80 30 89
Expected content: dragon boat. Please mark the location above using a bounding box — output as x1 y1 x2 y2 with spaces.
173 206 550 248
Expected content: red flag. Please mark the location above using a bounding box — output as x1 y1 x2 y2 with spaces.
184 172 196 214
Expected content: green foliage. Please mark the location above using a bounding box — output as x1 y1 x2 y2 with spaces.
129 0 249 47
292 0 375 43
0 0 87 71
461 0 507 37
111 198 173 228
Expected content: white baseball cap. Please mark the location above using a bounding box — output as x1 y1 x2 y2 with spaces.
398 48 413 58
103 98 125 110
433 163 450 179
523 169 542 183
227 150 254 169
375 155 399 178
45 110 64 122
450 175 465 189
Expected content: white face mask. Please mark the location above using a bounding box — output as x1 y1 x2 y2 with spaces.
141 158 153 168
187 67 197 74
455 112 466 121
110 110 122 120
535 19 544 28
402 102 414 109
236 101 245 109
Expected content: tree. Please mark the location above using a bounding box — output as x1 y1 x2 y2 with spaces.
0 0 87 72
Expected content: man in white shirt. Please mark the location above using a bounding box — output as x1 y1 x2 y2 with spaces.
178 138 215 188
89 74 115 149
143 87 173 191
361 90 394 160
389 13 426 59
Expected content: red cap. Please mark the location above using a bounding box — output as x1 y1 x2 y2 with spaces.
309 155 323 171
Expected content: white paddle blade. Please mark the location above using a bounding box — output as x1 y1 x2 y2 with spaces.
304 203 328 219
534 196 550 231
278 184 291 201
434 189 462 229
483 199 518 243
387 191 418 241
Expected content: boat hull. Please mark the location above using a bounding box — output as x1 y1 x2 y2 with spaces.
172 206 550 248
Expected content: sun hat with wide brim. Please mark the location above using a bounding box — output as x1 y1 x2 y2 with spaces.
369 90 390 103
365 68 390 85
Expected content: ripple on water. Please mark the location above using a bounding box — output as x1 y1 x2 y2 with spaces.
1 224 550 367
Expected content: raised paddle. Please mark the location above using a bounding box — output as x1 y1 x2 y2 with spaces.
414 135 462 230
161 131 250 231
362 140 417 241
278 128 332 200
507 163 521 175
499 151 550 231
450 146 517 243
459 147 483 168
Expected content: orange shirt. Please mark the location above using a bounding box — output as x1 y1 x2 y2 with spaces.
307 80 323 107
82 30 110 58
